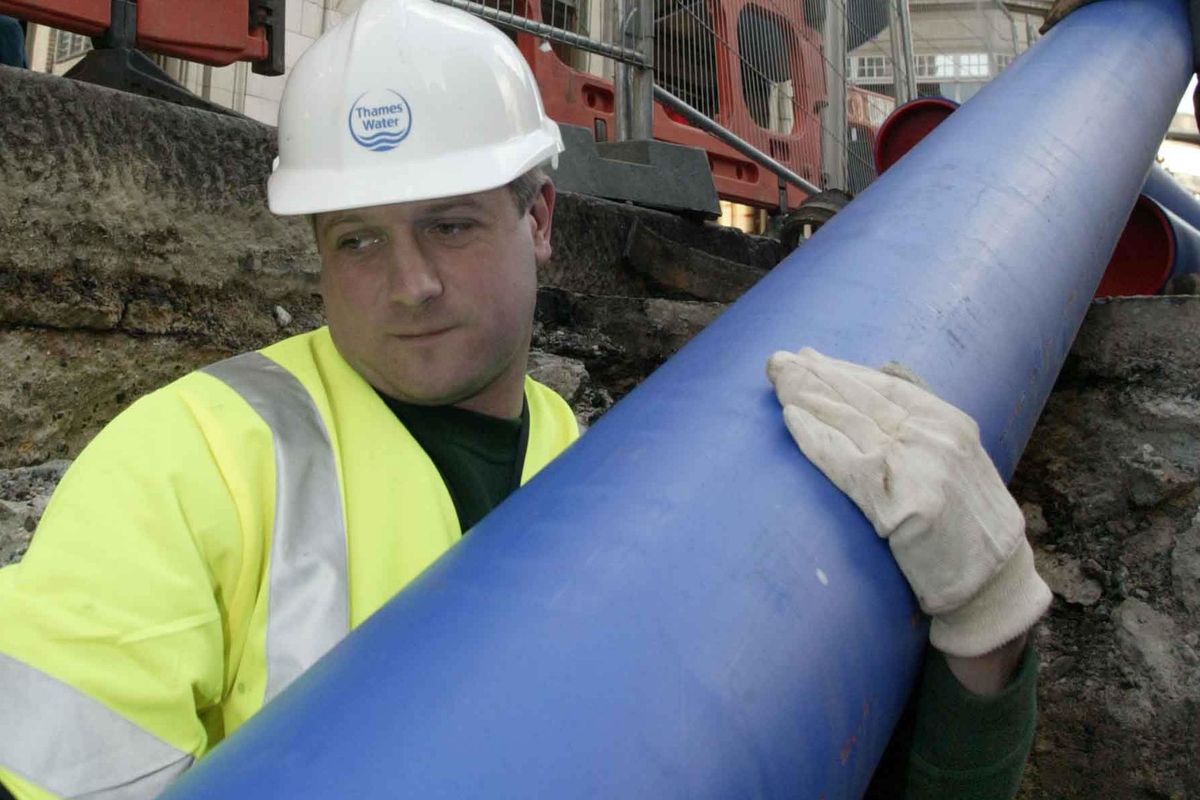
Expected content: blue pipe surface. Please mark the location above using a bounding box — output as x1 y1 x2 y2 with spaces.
1144 163 1200 230
162 2 1192 798
1162 200 1200 282
875 113 1200 239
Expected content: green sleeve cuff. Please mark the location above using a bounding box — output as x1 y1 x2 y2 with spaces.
906 643 1039 797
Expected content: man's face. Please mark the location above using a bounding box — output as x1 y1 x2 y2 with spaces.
315 181 555 417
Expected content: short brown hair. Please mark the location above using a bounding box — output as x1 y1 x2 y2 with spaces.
506 166 549 213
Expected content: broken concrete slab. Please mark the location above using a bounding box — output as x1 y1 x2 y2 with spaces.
527 351 590 405
1035 550 1103 606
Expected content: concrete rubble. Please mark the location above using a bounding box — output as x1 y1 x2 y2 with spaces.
3 66 1200 799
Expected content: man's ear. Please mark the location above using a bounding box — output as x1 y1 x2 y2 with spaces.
310 214 323 254
529 179 556 265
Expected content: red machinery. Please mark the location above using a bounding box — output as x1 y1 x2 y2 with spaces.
136 1 278 68
0 0 107 35
0 0 284 75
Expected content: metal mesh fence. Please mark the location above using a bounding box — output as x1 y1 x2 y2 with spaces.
653 0 719 120
432 0 638 69
653 0 824 195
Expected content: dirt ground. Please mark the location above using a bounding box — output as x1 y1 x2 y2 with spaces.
1010 297 1200 800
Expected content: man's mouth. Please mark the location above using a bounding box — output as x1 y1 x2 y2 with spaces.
392 327 454 340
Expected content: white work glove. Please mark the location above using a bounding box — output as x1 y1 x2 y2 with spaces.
767 347 1051 658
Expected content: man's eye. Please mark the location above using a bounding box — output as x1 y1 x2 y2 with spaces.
336 233 382 252
430 221 473 238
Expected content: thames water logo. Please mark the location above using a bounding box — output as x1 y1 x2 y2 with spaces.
347 90 413 152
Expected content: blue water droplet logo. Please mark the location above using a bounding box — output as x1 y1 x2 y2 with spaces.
347 90 413 152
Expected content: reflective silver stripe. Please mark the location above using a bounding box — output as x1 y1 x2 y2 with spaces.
203 352 349 703
0 652 194 799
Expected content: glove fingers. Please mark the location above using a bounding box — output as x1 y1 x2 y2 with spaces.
779 348 911 433
772 348 888 392
781 404 870 506
796 347 961 420
786 389 889 455
1039 0 1100 34
878 361 933 393
766 350 802 386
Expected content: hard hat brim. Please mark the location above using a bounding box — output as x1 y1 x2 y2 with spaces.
268 123 562 217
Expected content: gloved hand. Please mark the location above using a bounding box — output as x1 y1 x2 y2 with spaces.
767 348 1051 658
1038 0 1101 34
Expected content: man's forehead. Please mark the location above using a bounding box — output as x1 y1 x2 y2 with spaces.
316 188 504 228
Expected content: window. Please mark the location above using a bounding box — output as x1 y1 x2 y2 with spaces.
914 54 954 79
855 55 891 81
994 53 1015 73
53 30 90 63
957 53 989 78
912 53 990 80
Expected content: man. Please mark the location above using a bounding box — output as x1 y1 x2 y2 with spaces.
1042 0 1200 123
0 16 26 68
0 0 1049 797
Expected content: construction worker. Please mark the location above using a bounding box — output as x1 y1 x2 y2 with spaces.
0 0 1048 797
1043 0 1200 123
0 17 25 68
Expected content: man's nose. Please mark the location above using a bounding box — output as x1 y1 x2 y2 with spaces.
385 233 444 307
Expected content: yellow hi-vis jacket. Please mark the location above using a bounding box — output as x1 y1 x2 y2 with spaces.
0 327 579 800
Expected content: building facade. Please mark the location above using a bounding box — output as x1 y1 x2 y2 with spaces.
848 1 1052 103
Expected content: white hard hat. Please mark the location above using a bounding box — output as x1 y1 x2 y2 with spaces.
267 0 564 216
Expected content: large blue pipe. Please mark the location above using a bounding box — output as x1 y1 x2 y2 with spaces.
163 2 1192 798
876 110 1200 245
878 104 1200 297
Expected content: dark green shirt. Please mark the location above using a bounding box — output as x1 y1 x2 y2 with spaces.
867 644 1039 799
378 393 1038 800
379 394 530 532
